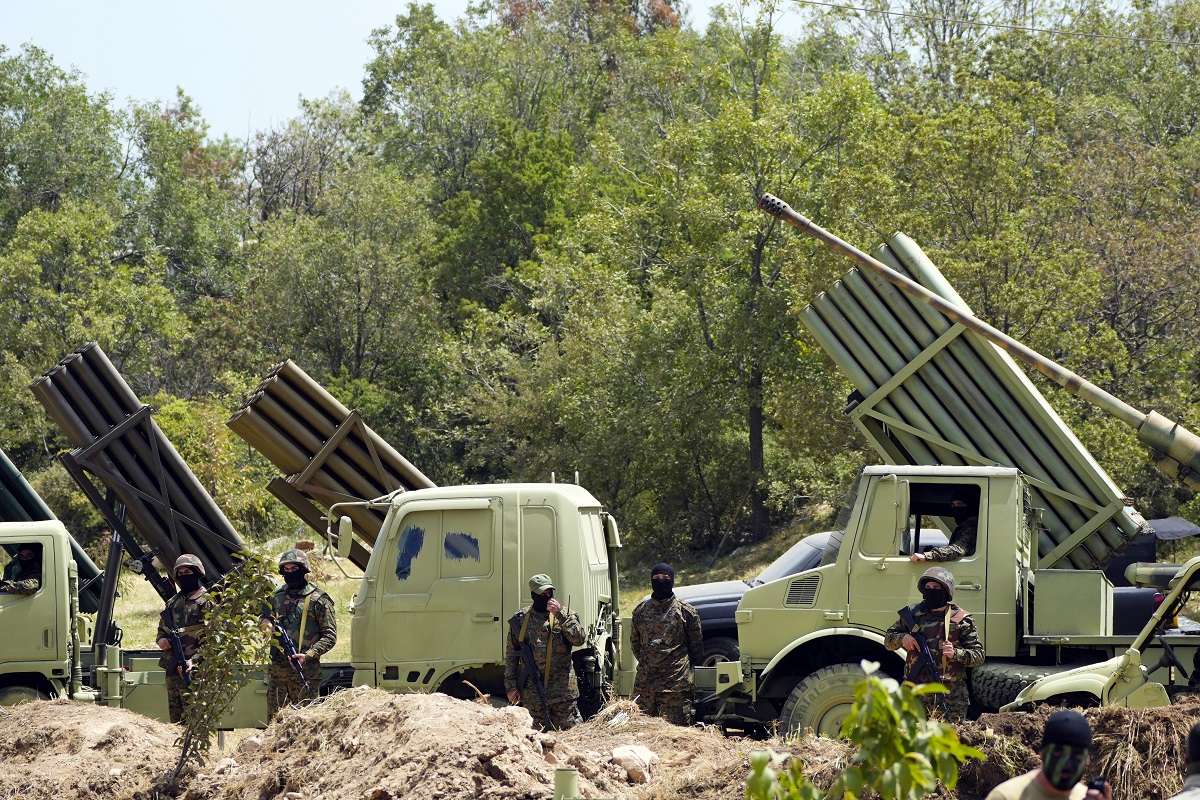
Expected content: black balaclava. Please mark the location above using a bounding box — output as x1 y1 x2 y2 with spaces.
283 570 308 590
1041 710 1092 790
531 588 553 612
920 582 948 610
177 573 202 593
651 562 675 600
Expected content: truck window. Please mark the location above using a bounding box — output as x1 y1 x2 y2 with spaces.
905 483 982 557
521 506 559 583
442 509 492 579
395 520 431 582
859 480 905 557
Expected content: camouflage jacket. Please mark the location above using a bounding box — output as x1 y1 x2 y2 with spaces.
1 560 41 595
268 583 337 664
504 607 585 700
884 601 984 685
157 589 210 668
631 594 704 692
924 517 978 561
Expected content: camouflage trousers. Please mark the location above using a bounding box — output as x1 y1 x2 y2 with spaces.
518 694 582 731
165 673 190 724
921 679 969 722
635 690 693 726
266 659 321 719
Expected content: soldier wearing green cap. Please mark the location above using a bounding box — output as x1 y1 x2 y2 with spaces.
503 573 585 730
884 566 984 721
260 548 337 718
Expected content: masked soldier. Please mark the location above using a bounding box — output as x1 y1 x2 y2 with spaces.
156 554 210 723
885 566 984 721
261 549 336 718
1 543 43 595
631 562 704 725
911 486 979 563
986 710 1111 800
504 573 585 731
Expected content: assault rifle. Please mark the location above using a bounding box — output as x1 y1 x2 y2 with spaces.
897 605 948 713
160 608 192 687
509 614 554 730
274 622 312 691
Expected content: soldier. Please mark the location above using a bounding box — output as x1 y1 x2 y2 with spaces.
884 566 984 721
911 486 979 563
1 543 43 595
156 554 210 724
1167 722 1200 800
986 710 1111 800
630 562 704 725
504 573 585 731
260 549 336 718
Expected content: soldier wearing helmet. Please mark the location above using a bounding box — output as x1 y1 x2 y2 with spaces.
503 573 586 730
884 566 984 721
156 553 210 723
1 542 43 595
260 548 337 718
911 485 980 563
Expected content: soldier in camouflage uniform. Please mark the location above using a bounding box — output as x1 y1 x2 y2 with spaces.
631 562 704 725
156 554 211 723
911 487 979 563
504 573 585 731
260 549 337 719
885 566 984 721
1 543 43 595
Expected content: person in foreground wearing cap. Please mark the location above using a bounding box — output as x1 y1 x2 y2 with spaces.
912 486 980 563
156 553 211 723
260 548 337 719
986 710 1111 800
630 562 704 725
885 566 984 721
1165 721 1200 800
504 573 585 730
1 542 43 594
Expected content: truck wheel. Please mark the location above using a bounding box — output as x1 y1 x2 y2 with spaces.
969 663 1069 711
702 637 740 667
0 686 48 706
779 663 865 738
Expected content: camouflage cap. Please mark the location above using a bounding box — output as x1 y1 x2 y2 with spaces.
279 548 311 572
528 573 555 594
173 553 206 577
918 566 956 600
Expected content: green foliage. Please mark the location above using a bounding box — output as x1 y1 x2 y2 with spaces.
746 663 984 800
169 551 275 784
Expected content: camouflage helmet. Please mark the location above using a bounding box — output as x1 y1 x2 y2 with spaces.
173 553 206 577
278 548 311 573
918 566 956 601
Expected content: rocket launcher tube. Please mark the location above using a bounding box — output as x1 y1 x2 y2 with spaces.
758 193 1200 492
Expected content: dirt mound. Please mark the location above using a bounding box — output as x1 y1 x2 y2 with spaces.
0 699 180 799
960 696 1200 800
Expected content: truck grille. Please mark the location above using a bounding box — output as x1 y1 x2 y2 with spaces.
785 575 820 606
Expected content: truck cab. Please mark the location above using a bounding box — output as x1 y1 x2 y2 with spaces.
347 483 621 712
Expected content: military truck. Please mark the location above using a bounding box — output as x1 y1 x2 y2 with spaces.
691 195 1200 734
2 344 623 722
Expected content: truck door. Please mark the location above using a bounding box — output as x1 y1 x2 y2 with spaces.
849 480 988 644
0 537 59 663
377 499 501 683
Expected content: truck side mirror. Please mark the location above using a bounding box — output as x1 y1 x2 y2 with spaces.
336 515 353 559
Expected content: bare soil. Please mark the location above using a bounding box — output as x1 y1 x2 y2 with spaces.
2 691 1199 800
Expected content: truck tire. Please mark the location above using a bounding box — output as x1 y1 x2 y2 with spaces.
0 686 48 706
779 662 865 737
701 636 740 667
969 663 1069 711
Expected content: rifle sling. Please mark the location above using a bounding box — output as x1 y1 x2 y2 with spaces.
297 594 312 658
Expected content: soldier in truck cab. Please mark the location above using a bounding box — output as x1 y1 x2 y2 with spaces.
0 543 42 595
910 486 979 563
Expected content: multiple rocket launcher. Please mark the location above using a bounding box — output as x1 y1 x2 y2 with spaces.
18 195 1200 591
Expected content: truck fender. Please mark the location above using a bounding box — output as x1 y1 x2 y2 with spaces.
1000 658 1118 711
759 627 894 684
